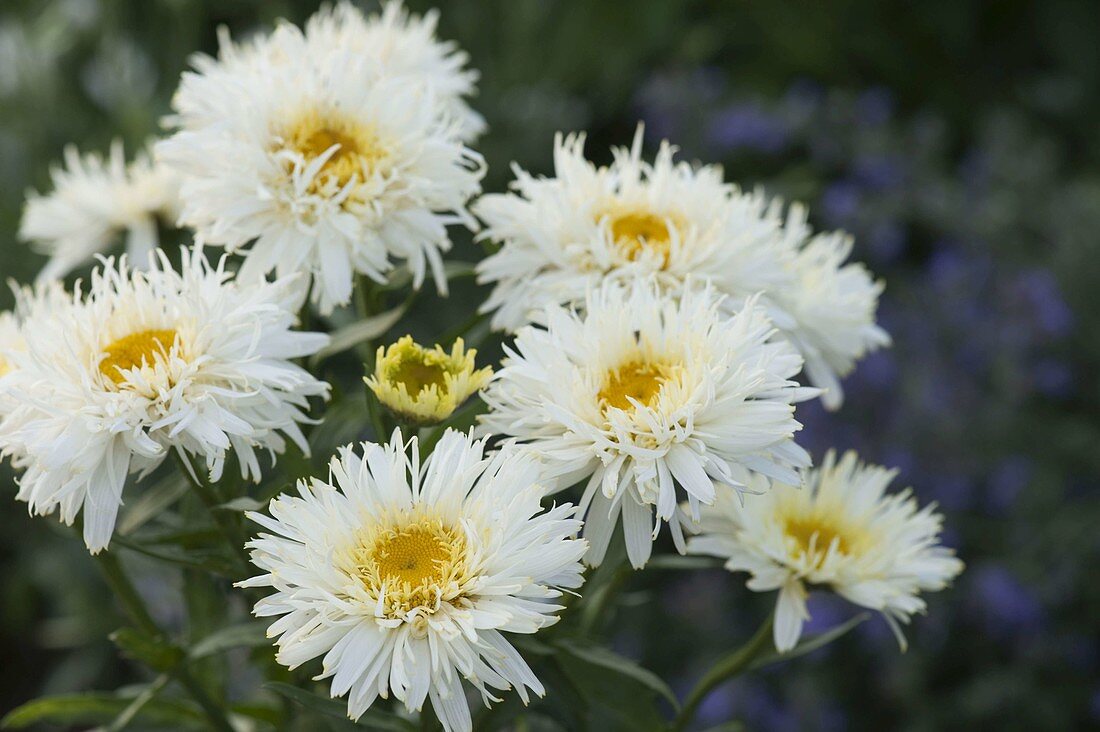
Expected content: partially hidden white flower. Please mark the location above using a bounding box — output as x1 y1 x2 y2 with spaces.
303 1 485 142
686 450 964 652
0 248 330 553
239 429 586 731
475 128 888 409
20 140 180 282
479 280 816 569
159 3 485 314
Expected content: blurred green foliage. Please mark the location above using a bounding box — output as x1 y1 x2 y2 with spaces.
1 0 1098 729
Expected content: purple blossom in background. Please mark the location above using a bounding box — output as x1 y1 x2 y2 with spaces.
986 456 1032 514
854 86 895 126
707 101 789 154
866 220 907 264
1012 269 1074 340
820 179 862 227
965 564 1045 640
1031 357 1073 398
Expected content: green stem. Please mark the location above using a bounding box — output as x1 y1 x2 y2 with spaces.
174 452 251 572
93 551 235 732
673 614 775 731
95 551 160 637
174 666 235 732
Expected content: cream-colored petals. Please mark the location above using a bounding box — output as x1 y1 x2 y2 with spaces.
687 451 964 651
20 140 179 282
365 336 491 426
481 280 816 569
0 249 329 553
239 429 586 731
158 3 484 314
474 128 888 409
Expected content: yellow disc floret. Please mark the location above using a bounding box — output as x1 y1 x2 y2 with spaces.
98 329 178 385
602 209 677 267
366 336 492 426
343 515 472 619
279 108 389 194
599 360 671 412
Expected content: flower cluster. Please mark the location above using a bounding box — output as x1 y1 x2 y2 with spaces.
0 4 964 731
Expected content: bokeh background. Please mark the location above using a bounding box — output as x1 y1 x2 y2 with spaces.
2 0 1098 729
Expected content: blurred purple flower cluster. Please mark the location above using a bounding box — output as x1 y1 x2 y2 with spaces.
634 69 1096 728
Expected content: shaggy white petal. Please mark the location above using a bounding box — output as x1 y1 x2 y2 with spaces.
158 2 484 313
241 430 586 731
475 128 888 408
0 249 329 553
686 451 964 649
20 140 179 282
481 280 812 568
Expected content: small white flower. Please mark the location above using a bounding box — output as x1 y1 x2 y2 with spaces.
480 281 815 569
687 450 964 652
0 248 329 553
475 129 888 408
239 429 586 732
303 1 485 142
159 4 485 313
771 208 891 410
20 140 180 282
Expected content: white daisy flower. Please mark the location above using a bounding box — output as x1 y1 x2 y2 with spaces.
172 2 484 143
20 140 180 282
0 249 329 553
159 6 485 314
474 129 888 409
686 450 964 652
771 211 891 409
303 1 486 142
239 429 586 731
479 281 816 569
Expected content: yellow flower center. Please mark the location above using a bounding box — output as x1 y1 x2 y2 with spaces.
346 517 471 618
599 360 668 411
280 109 387 190
606 211 673 266
390 356 449 397
784 515 849 556
99 329 178 384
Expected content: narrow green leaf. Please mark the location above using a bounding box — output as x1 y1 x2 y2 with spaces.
264 682 414 731
215 496 267 513
554 640 680 711
311 303 409 364
380 261 477 292
110 536 235 576
110 628 184 672
117 475 189 536
104 674 170 732
748 612 870 670
644 555 724 571
1 693 204 729
189 621 270 660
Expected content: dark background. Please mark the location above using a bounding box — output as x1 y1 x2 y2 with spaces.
1 1 1098 729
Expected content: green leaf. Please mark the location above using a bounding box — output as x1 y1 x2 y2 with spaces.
189 621 270 660
118 476 190 535
264 682 414 731
215 496 267 513
1 693 204 729
554 639 679 711
311 302 409 364
748 612 870 670
110 628 184 672
103 674 170 732
644 555 724 571
380 261 477 292
110 535 236 576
